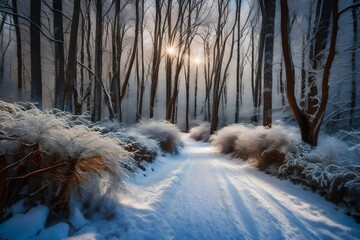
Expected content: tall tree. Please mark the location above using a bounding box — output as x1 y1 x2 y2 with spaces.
251 6 264 123
53 0 65 110
136 0 146 122
12 0 22 91
350 0 358 127
110 0 123 120
30 0 42 108
210 0 237 134
262 0 276 127
64 0 81 112
307 0 334 115
149 0 165 118
234 0 242 123
92 0 103 122
280 0 339 146
120 0 140 121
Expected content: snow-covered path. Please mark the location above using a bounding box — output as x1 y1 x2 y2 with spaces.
103 135 359 240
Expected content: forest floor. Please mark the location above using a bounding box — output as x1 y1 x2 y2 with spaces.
1 135 360 240
90 135 360 240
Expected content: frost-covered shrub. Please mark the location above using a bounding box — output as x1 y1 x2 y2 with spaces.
235 125 295 173
279 142 360 220
109 129 160 171
189 122 210 141
0 101 133 223
211 124 296 174
130 120 184 155
210 124 249 154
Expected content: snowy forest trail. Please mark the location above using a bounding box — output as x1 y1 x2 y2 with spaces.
102 135 360 240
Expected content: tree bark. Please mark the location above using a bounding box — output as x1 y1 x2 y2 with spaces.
53 0 65 110
262 0 276 127
30 0 42 108
12 0 23 92
235 0 242 123
64 0 81 113
350 0 358 127
92 0 103 122
280 0 339 146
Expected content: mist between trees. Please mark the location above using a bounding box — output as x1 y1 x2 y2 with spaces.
0 0 359 146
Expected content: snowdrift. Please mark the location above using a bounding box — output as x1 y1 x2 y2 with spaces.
210 123 360 221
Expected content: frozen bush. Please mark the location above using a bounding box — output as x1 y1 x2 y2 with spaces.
233 125 296 174
109 129 160 171
279 142 360 221
0 101 133 223
130 120 184 155
210 124 250 154
189 122 210 141
211 124 297 174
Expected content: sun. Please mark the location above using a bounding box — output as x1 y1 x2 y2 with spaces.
166 46 176 56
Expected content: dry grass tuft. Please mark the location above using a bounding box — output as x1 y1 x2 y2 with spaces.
0 101 132 223
131 120 184 155
211 124 293 174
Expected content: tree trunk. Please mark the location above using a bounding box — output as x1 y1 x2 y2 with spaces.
350 0 358 127
30 0 42 108
280 0 339 146
193 64 198 118
262 0 275 127
136 0 145 122
120 0 140 121
307 0 334 115
12 0 23 92
235 0 242 123
92 0 103 122
150 0 164 118
165 0 173 120
64 0 81 113
53 0 65 110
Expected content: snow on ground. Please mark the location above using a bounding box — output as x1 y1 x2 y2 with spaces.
1 134 360 239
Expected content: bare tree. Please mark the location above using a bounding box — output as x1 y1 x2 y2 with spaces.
210 0 237 134
307 0 334 116
30 0 42 108
64 0 81 113
350 0 358 127
262 0 276 127
280 0 339 146
53 0 65 110
119 0 140 121
149 0 165 118
136 0 146 122
92 0 103 122
12 0 22 91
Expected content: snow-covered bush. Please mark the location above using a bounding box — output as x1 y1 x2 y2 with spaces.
234 125 296 173
279 141 360 220
212 122 360 220
0 101 133 223
210 124 250 154
109 129 160 171
189 122 210 141
211 124 296 174
130 120 184 155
